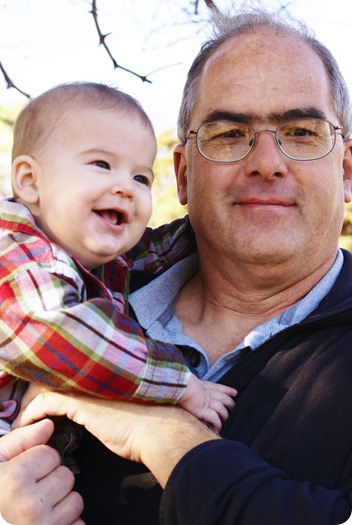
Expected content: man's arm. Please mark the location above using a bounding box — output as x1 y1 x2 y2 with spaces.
15 392 217 487
160 440 352 525
16 392 352 525
0 419 84 525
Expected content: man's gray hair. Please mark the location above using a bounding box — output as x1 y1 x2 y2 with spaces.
177 7 352 143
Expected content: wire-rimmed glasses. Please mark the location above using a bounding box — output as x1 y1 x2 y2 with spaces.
186 118 344 162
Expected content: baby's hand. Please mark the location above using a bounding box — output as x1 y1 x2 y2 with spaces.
179 375 237 431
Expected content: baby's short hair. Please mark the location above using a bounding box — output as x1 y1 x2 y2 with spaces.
12 82 154 161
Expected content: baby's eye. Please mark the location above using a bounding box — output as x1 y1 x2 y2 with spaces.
91 160 111 170
134 174 151 187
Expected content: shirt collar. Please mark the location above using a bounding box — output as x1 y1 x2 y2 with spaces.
129 250 344 338
129 253 198 329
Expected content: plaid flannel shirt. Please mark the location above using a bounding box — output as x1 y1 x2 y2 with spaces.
0 200 195 425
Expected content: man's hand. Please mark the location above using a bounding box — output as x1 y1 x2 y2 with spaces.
15 392 220 488
0 419 84 525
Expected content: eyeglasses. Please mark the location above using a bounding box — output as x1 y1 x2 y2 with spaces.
186 118 344 162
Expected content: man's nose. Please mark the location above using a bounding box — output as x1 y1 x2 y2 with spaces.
244 131 288 180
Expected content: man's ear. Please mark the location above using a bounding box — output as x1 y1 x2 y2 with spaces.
173 144 188 205
11 155 40 204
343 139 352 203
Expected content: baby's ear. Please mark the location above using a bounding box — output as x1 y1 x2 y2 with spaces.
11 155 40 204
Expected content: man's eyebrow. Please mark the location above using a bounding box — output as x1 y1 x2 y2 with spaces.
269 107 328 123
202 111 256 126
200 107 328 127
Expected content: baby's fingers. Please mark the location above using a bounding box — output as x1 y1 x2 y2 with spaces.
218 384 238 397
203 397 234 431
202 410 222 432
203 382 237 404
204 382 237 398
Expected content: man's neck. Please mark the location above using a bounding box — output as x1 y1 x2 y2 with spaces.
174 253 337 365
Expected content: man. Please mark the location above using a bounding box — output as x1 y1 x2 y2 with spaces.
1 6 352 525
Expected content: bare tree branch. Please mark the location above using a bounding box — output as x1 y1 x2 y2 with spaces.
194 0 220 15
0 61 31 99
277 2 294 14
0 0 220 98
90 0 152 83
203 0 220 14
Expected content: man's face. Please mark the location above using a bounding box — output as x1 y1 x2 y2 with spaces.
175 30 352 279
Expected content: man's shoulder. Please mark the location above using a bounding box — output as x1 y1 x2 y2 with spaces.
126 215 196 274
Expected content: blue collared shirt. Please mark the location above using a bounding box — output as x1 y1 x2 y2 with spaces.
129 250 343 382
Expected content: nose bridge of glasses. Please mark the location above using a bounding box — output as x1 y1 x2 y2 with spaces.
250 128 280 148
254 128 277 137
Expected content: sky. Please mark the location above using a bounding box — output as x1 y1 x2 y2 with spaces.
0 0 352 136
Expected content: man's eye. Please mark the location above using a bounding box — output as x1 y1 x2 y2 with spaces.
286 127 316 137
209 128 246 142
91 160 111 169
134 174 151 187
221 129 245 138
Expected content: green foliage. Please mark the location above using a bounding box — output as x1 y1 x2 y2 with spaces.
340 202 352 251
149 128 187 227
0 104 21 198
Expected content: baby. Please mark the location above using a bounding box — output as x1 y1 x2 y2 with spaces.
0 82 235 448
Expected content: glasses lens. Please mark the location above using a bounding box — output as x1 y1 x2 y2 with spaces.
197 121 253 162
277 119 335 160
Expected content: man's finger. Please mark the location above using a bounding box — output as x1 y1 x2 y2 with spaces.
47 490 84 525
0 419 54 461
14 392 82 430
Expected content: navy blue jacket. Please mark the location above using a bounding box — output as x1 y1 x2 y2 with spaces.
76 250 352 524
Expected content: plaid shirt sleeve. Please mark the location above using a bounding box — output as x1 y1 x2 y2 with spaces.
0 227 191 403
125 215 197 274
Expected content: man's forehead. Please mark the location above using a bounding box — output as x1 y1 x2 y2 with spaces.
206 27 305 58
192 29 334 125
202 29 321 77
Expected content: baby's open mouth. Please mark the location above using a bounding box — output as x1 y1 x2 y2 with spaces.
95 209 124 225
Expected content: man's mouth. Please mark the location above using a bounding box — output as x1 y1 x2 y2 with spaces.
95 209 125 225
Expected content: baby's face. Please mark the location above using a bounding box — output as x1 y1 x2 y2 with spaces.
33 107 156 269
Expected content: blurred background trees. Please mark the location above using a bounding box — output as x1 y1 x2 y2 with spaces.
1 0 352 242
151 129 185 227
